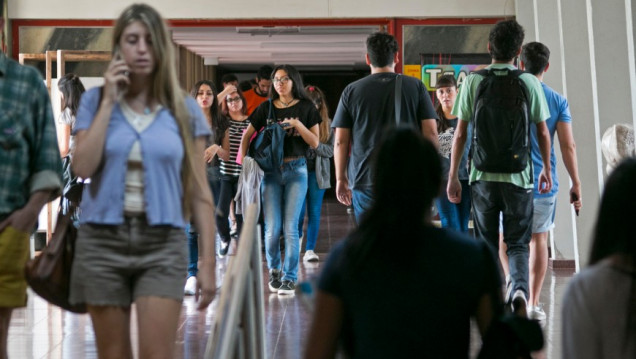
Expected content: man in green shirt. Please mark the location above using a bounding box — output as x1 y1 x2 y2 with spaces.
446 20 552 317
0 0 63 354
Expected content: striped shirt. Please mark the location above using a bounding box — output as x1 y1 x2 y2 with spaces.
220 118 250 177
0 52 63 214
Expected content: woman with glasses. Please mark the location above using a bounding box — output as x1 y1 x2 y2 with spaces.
240 65 321 295
216 89 250 257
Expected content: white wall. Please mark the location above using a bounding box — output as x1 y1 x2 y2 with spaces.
9 0 514 19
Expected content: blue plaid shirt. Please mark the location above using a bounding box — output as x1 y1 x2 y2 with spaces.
0 52 62 215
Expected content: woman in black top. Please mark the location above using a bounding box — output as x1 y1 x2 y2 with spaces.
240 64 321 295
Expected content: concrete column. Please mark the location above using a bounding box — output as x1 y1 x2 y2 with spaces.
591 0 636 132
515 0 538 42
627 0 636 130
530 0 579 267
557 0 605 270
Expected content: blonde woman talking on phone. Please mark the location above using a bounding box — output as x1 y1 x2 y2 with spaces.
69 4 216 358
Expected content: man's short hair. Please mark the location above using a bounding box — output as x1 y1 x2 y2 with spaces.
221 73 238 84
520 42 550 76
257 65 273 81
488 20 525 62
238 80 253 92
366 32 398 68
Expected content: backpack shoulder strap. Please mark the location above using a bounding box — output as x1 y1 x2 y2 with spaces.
394 74 402 125
510 69 526 78
267 99 274 122
474 68 490 77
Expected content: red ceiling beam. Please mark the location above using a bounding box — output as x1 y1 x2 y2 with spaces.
11 17 506 68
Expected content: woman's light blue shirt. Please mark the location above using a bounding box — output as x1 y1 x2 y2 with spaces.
74 87 210 227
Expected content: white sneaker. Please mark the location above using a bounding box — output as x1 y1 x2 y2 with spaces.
303 250 319 262
184 276 197 296
527 304 546 321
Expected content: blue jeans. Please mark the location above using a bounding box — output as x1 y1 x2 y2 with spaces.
471 181 532 300
262 158 308 282
435 179 471 233
352 187 373 224
186 166 221 278
298 171 326 251
186 223 198 278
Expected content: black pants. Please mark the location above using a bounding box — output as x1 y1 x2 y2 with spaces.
216 177 242 244
471 181 532 300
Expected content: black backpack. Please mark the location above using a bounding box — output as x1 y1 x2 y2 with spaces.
471 68 531 173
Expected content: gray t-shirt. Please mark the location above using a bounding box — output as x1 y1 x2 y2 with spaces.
332 72 437 189
438 118 470 181
562 260 635 359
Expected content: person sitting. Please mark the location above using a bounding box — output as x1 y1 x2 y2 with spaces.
562 158 636 359
304 126 502 358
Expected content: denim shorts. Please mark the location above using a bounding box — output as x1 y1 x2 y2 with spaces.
533 196 556 233
0 226 30 307
70 216 188 307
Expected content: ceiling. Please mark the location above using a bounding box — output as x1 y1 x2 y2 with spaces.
171 25 379 71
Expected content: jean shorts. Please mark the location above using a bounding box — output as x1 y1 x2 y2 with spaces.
70 215 188 307
532 196 556 233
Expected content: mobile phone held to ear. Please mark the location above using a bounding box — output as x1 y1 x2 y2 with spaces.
112 48 129 99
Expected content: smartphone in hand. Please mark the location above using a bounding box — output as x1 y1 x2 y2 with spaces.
112 49 129 99
570 192 579 216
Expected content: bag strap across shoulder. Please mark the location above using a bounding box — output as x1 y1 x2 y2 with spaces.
266 99 274 124
394 74 403 125
475 67 525 78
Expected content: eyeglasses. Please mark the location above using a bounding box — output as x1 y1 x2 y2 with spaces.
226 97 242 103
272 77 291 85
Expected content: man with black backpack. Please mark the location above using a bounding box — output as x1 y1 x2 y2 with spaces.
446 20 552 318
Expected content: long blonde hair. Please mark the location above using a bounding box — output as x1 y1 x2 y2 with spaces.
305 85 331 143
113 4 206 218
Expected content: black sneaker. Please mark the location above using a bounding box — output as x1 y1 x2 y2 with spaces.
268 269 282 292
511 290 528 318
278 280 295 295
218 240 230 258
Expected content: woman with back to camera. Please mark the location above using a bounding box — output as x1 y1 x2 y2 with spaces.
184 80 228 295
435 74 471 233
216 89 250 257
240 64 321 295
305 127 501 359
562 158 636 359
57 72 85 158
70 4 216 358
57 73 86 222
298 85 333 262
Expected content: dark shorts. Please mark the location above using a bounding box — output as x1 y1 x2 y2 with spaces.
70 216 188 307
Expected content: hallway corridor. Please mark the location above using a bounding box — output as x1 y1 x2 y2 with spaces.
8 195 575 358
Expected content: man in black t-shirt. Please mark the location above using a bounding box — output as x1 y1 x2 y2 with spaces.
332 32 438 222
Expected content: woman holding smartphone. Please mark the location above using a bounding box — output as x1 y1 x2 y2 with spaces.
70 4 216 358
240 65 321 295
